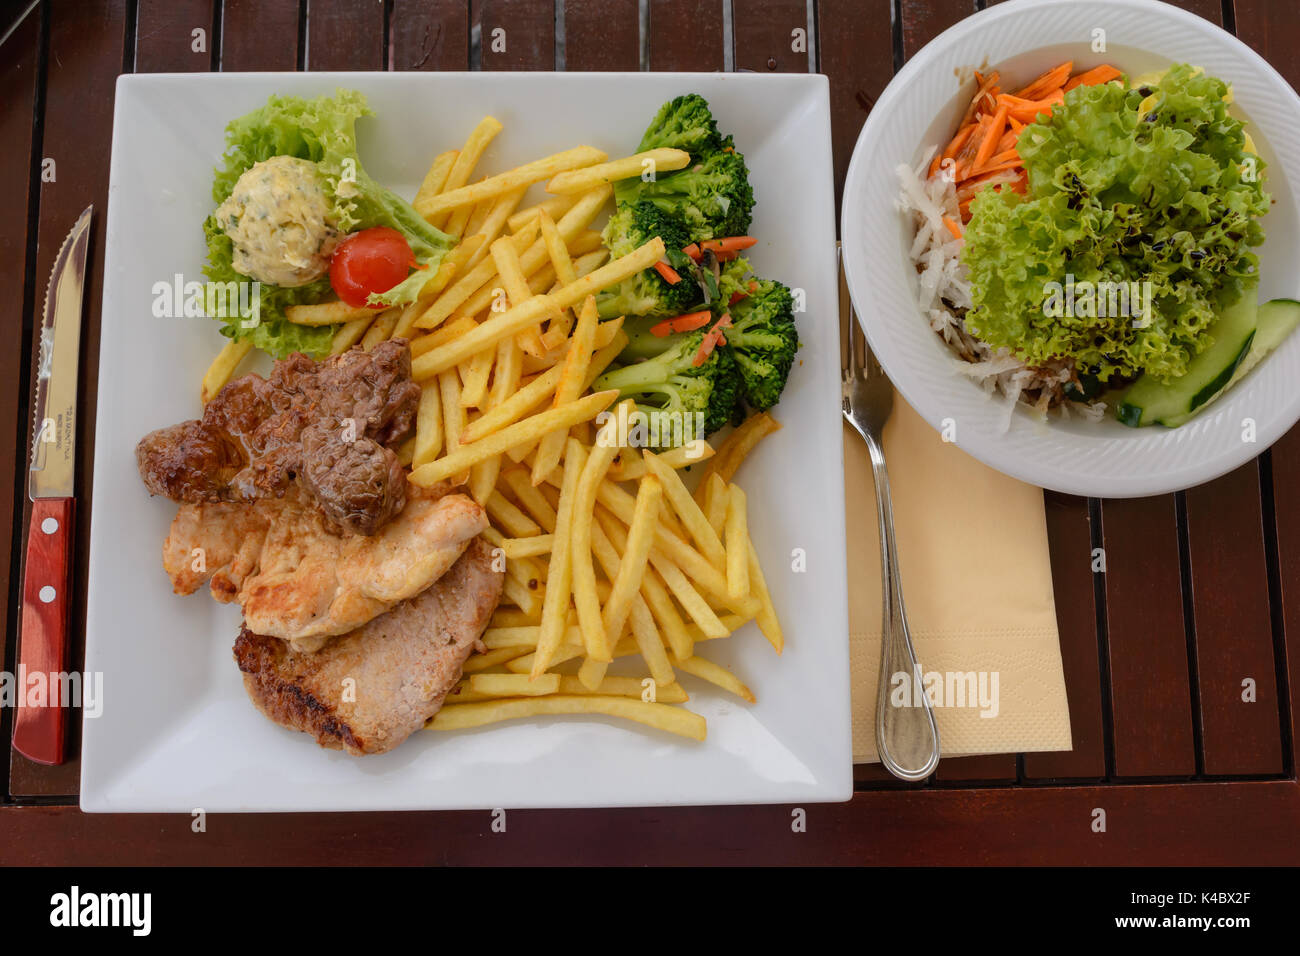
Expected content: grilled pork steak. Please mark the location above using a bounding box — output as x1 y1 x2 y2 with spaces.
136 341 420 535
233 537 503 755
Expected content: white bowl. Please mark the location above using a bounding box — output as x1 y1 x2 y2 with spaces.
842 0 1300 497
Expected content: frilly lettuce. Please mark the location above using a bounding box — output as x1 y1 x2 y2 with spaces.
961 64 1269 383
204 89 453 357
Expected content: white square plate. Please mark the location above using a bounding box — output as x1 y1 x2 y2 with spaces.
83 71 849 812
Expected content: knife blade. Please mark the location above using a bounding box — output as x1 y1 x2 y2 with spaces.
14 205 92 766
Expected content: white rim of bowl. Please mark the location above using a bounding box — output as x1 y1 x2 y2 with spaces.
841 0 1300 497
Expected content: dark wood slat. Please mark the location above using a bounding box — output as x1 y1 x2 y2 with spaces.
565 0 638 71
390 0 470 71
1233 0 1300 89
5 782 1300 864
135 0 215 72
900 0 974 59
477 0 555 71
815 0 893 222
220 0 300 71
1272 426 1300 773
732 0 808 74
307 0 385 71
1024 493 1107 779
647 0 723 71
934 753 1017 782
10 0 129 797
1185 464 1283 775
0 0 43 801
854 761 912 786
1099 496 1196 777
1170 0 1223 26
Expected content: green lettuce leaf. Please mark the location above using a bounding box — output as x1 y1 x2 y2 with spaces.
961 64 1269 383
203 89 454 357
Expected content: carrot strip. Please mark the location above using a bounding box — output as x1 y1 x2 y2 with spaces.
653 260 683 285
958 70 1000 128
1013 61 1072 100
971 148 1021 175
973 103 1009 171
650 310 712 337
699 236 757 255
944 124 977 159
954 113 990 172
1063 64 1122 92
681 237 756 261
930 123 976 177
997 90 1064 124
942 216 963 240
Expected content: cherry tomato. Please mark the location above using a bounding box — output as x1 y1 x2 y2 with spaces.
330 227 416 308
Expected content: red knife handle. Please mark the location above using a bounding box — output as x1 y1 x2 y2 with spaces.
14 497 74 766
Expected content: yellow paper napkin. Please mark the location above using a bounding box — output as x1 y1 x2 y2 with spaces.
846 392 1073 763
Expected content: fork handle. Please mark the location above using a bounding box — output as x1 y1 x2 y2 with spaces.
863 433 940 781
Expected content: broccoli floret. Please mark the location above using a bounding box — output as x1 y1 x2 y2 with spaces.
616 144 754 241
593 331 743 444
716 256 754 302
597 201 699 320
725 278 799 412
635 93 724 155
617 258 757 362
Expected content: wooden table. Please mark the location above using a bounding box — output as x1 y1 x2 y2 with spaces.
2 0 1297 866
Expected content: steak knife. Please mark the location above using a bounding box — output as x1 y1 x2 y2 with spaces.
14 205 92 766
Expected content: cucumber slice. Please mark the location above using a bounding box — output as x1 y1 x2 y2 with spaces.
1117 289 1258 427
1156 298 1300 427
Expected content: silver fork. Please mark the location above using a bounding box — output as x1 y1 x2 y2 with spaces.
841 272 941 782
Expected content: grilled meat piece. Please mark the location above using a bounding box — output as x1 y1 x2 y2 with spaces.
136 341 420 535
164 483 487 652
233 537 503 755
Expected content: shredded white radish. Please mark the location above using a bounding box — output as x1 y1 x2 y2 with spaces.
896 158 1107 429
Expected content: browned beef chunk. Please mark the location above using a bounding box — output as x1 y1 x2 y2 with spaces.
136 340 420 534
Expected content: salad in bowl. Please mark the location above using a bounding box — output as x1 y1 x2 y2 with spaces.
897 59 1296 431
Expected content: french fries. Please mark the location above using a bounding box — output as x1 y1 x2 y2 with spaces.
569 402 628 663
361 309 400 349
533 439 587 677
454 186 611 321
409 389 615 487
414 149 458 210
466 186 528 268
201 339 252 404
430 695 706 741
724 484 750 601
410 235 662 380
507 194 578 233
643 450 726 570
532 295 600 484
286 298 375 326
693 412 782 502
412 379 444 467
331 315 374 355
415 145 608 221
545 147 691 194
426 117 504 230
